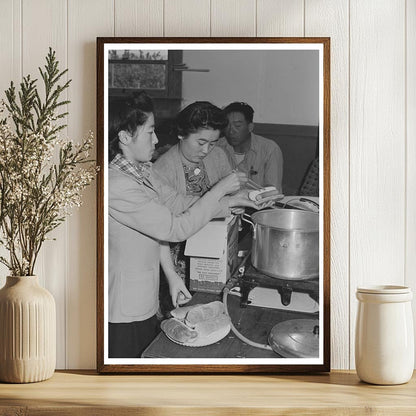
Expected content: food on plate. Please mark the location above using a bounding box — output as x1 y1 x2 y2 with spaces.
185 301 226 328
163 301 231 346
160 318 198 344
194 313 231 338
170 303 203 320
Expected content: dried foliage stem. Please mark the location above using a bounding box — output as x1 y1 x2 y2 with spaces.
0 48 96 276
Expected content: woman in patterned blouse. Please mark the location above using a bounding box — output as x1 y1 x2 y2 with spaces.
153 102 235 305
154 101 233 197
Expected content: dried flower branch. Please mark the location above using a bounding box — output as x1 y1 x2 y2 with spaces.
0 48 96 276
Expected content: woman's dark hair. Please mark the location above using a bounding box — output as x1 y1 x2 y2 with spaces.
174 101 228 139
108 91 154 161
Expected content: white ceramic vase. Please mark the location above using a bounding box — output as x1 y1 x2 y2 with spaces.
0 276 56 383
355 285 414 385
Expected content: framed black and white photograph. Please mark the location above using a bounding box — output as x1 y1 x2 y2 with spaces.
96 37 330 374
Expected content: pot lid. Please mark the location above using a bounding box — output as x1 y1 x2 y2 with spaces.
357 285 411 294
268 319 319 358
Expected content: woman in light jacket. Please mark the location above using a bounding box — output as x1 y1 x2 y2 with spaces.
154 101 232 196
153 102 235 287
108 92 259 358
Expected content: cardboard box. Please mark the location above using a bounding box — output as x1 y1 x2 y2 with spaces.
185 215 239 294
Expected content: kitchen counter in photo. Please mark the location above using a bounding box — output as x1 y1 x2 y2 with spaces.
143 291 317 359
146 217 320 360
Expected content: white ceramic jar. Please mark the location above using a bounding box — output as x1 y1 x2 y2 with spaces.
355 285 414 385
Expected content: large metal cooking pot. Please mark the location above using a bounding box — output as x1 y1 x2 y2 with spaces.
242 209 319 280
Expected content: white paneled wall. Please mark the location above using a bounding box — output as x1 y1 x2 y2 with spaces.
349 0 407 368
23 0 69 370
407 0 416 358
305 0 350 370
0 0 414 370
66 0 113 369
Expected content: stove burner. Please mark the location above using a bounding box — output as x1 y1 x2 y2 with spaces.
237 264 319 308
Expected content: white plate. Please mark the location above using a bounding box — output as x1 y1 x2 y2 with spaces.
164 323 231 347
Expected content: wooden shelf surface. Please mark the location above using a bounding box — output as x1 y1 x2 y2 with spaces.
0 370 415 415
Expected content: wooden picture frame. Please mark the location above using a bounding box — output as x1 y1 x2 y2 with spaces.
97 37 330 373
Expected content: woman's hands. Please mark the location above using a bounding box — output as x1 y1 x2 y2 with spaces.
252 189 284 209
210 172 284 212
226 189 284 210
211 171 248 198
167 274 192 308
227 190 258 209
160 243 192 308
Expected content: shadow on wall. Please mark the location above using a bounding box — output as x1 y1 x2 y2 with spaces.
255 123 319 196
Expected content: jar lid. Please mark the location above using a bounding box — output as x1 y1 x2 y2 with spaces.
357 285 411 294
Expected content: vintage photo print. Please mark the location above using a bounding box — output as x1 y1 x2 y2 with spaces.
97 38 330 373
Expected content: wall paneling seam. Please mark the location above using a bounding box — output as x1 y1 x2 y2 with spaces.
404 0 408 286
20 0 23 79
348 0 351 370
64 0 69 369
303 0 305 37
19 0 22 80
210 0 212 37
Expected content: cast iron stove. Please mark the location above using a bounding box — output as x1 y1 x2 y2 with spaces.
235 262 319 309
